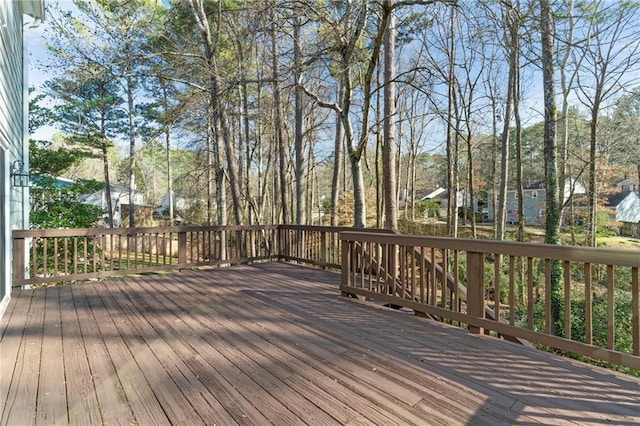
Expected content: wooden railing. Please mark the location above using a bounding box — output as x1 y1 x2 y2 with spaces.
11 225 375 287
11 225 282 286
12 224 640 369
340 231 640 370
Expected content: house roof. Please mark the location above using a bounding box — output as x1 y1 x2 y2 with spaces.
523 179 545 190
606 191 634 207
608 191 640 223
421 187 446 201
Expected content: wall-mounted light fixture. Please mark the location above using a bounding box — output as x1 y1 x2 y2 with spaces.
10 160 30 187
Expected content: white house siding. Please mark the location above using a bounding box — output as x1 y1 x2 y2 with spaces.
0 1 43 317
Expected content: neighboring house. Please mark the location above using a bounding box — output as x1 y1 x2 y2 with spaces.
1 1 44 317
155 190 187 218
487 179 586 225
419 187 487 219
605 190 640 237
421 187 447 202
81 183 145 227
616 177 639 193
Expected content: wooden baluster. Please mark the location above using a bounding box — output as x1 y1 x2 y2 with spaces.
545 259 552 335
584 262 593 345
509 256 515 325
527 257 534 330
632 267 639 356
12 236 25 285
466 251 485 334
563 261 571 340
607 265 615 350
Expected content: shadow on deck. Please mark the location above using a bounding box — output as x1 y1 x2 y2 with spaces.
2 262 639 425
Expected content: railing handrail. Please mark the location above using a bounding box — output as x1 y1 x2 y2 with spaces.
12 224 279 239
11 224 640 369
341 231 640 267
340 230 640 371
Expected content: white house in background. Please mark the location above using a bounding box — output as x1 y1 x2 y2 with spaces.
1 1 45 317
605 191 640 237
81 183 145 227
421 187 447 202
616 178 639 193
155 191 187 216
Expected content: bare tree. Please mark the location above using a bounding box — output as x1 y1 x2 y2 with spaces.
186 0 244 226
541 0 562 335
383 0 398 230
574 1 640 246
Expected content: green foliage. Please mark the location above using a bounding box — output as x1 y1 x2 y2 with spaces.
416 200 441 219
29 139 89 177
29 91 105 229
28 88 54 135
30 178 105 229
45 70 125 148
570 290 634 353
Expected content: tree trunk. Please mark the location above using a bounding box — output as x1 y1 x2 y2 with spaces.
514 49 524 242
496 6 517 241
271 8 290 224
541 0 562 336
587 109 599 247
188 0 242 226
293 8 306 225
330 102 343 227
100 112 114 228
446 5 457 237
383 0 398 230
126 72 136 228
375 63 383 228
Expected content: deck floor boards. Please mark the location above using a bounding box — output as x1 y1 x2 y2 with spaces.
2 262 640 425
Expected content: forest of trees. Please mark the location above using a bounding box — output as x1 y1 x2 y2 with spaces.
32 0 640 247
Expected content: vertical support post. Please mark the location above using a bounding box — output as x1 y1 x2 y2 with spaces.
321 231 328 268
466 251 485 334
178 231 187 266
12 236 26 286
389 244 397 296
341 235 351 297
632 267 639 356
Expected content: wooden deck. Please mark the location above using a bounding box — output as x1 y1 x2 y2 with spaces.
2 263 640 425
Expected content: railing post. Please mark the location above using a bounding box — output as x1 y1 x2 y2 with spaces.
341 235 351 297
12 236 26 286
466 251 485 334
321 231 328 268
178 231 187 265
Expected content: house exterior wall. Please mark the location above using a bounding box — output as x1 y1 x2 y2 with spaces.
487 180 586 225
0 1 43 317
487 189 546 225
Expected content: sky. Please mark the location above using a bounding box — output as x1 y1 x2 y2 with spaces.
25 1 75 142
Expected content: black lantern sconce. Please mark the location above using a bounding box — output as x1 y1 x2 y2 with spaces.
10 160 30 187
